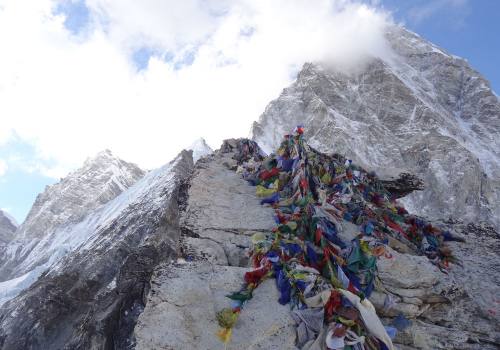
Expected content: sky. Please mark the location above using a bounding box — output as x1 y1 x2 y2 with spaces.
0 0 498 224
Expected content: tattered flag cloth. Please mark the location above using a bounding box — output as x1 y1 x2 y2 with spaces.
216 128 454 349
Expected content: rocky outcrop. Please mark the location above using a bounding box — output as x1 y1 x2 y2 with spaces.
135 264 296 350
135 140 499 350
135 146 296 349
379 173 424 199
0 151 193 350
252 25 500 229
342 219 500 349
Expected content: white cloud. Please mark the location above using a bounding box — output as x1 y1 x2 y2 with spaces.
0 159 7 176
0 0 393 176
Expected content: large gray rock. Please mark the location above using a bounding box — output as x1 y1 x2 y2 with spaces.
135 263 295 350
133 142 499 350
135 149 296 349
180 150 276 267
363 220 499 350
252 25 500 229
408 221 500 349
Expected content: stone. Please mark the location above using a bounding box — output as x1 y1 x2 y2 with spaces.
377 247 440 290
135 148 297 349
135 263 296 350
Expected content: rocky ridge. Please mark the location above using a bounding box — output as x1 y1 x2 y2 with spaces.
135 139 499 350
135 141 296 349
0 137 497 349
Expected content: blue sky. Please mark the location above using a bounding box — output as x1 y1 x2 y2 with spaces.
51 0 500 87
382 0 500 93
0 137 56 223
0 0 498 224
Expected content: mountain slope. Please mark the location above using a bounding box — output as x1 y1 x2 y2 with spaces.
17 150 145 240
252 25 500 229
0 150 145 300
0 150 193 349
0 210 17 245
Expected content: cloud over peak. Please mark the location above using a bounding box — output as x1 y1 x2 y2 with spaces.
0 0 393 176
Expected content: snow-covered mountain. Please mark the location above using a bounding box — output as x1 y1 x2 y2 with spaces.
187 138 213 162
252 25 500 229
17 150 145 241
0 210 17 245
0 150 193 348
0 150 145 291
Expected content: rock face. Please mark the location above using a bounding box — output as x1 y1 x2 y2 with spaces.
0 210 17 245
341 219 499 350
135 143 296 349
135 140 499 350
0 151 193 349
252 25 500 229
401 220 500 350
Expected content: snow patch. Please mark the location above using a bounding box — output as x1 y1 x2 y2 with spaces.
0 265 46 306
187 138 213 162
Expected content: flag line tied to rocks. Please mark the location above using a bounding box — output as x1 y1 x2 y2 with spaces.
216 127 461 349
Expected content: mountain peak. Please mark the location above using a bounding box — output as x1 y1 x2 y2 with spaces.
0 210 17 245
95 149 114 158
187 138 213 162
0 210 18 228
16 151 145 240
252 24 500 229
83 149 119 166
